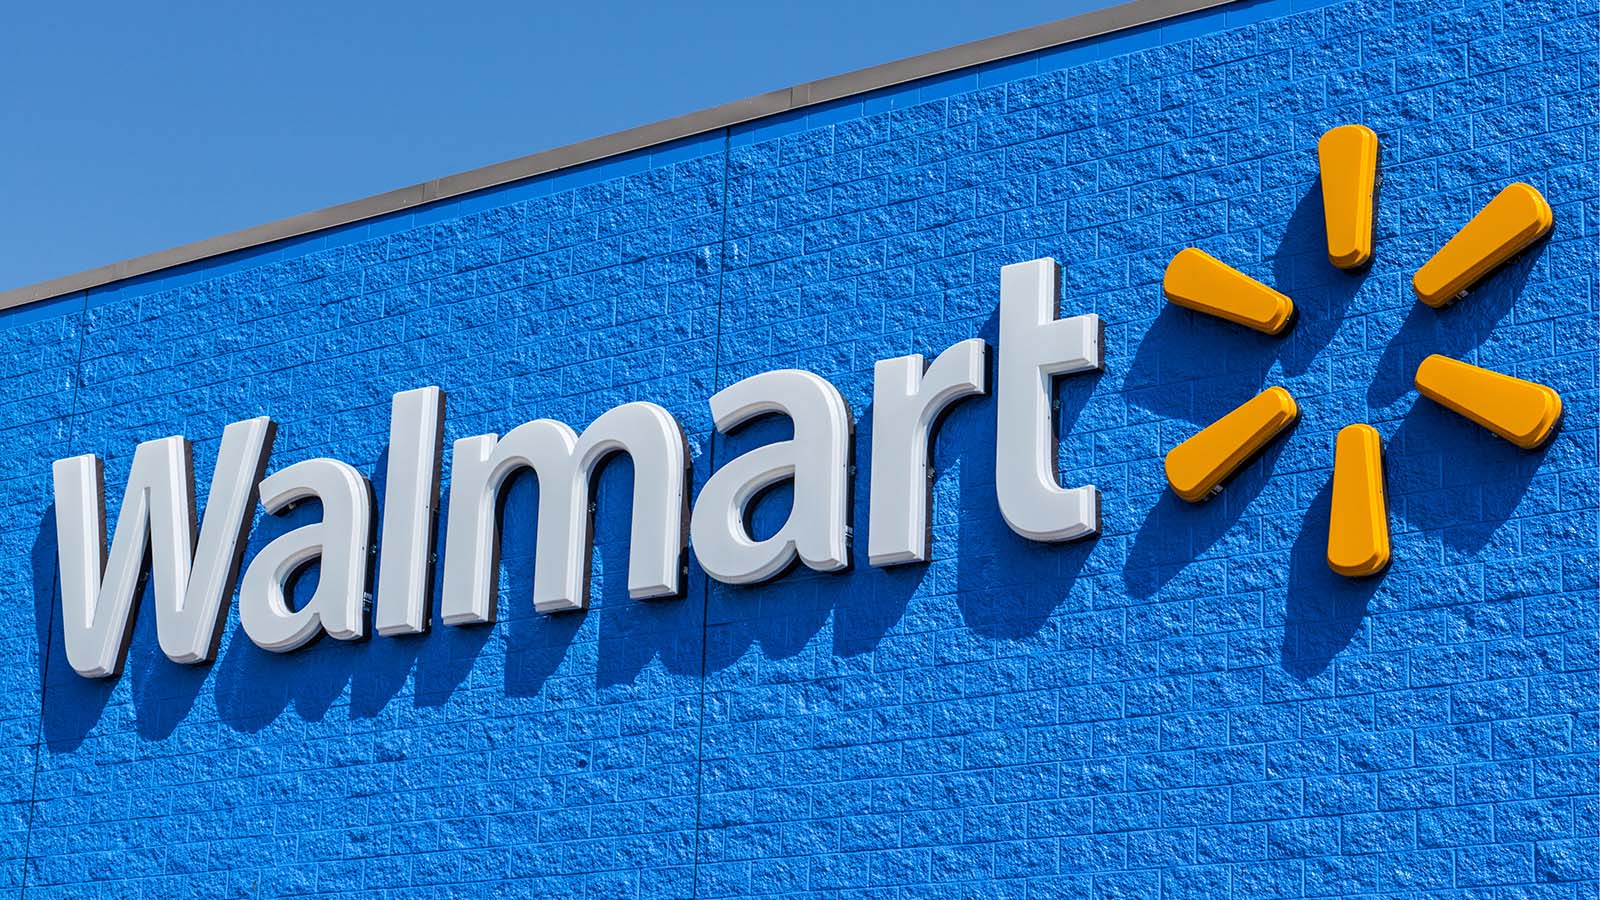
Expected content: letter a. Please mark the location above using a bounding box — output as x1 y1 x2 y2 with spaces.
691 369 851 584
239 458 374 652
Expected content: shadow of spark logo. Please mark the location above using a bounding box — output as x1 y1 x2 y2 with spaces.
1156 123 1562 580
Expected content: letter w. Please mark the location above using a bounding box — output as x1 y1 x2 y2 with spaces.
52 418 275 678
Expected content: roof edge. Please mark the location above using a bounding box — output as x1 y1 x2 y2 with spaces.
1 0 1238 311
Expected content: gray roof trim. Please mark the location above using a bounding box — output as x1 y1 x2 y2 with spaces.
0 0 1237 310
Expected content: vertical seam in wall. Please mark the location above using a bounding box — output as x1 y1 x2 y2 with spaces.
689 128 733 900
19 289 90 898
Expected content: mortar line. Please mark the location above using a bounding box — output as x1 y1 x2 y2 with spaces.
19 290 91 898
688 128 734 900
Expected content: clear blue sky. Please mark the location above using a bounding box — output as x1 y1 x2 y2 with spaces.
0 0 1113 292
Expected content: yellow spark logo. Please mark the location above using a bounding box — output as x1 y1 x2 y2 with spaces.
1158 124 1561 579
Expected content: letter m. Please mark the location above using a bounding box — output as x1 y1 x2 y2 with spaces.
52 418 274 678
440 402 687 623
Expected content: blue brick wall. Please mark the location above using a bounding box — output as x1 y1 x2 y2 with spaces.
1 0 1595 896
0 299 79 897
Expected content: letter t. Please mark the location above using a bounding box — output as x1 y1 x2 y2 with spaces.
995 257 1103 542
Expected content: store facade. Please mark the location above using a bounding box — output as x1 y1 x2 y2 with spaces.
1 0 1595 896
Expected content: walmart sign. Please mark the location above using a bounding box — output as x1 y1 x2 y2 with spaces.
54 122 1564 681
54 259 1101 679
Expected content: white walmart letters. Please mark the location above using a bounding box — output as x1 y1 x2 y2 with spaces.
53 258 1104 676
